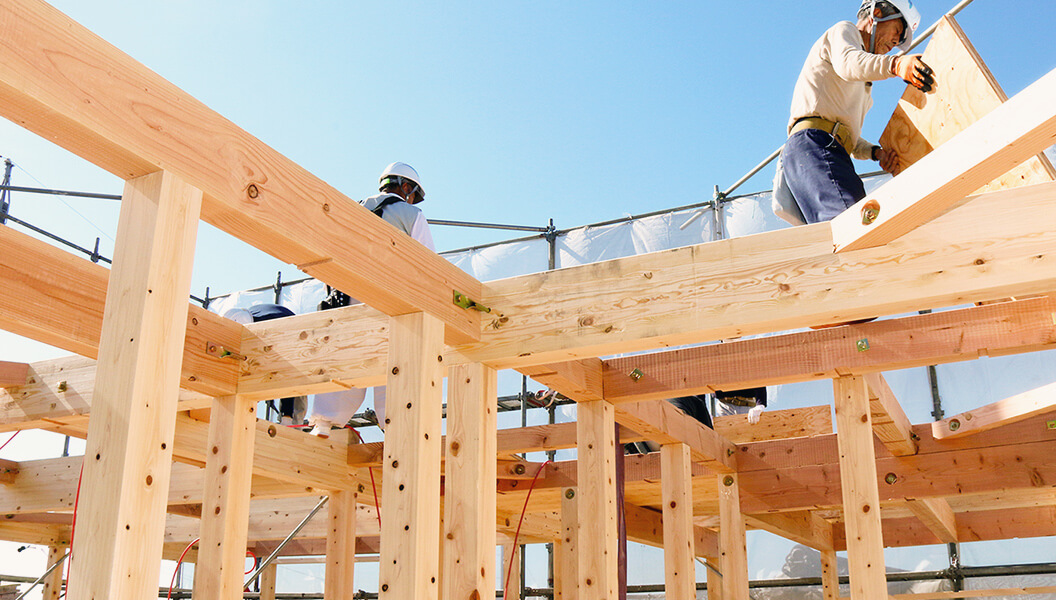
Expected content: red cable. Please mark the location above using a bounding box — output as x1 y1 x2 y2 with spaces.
167 537 200 599
348 427 383 528
503 459 552 600
244 550 257 575
0 430 19 453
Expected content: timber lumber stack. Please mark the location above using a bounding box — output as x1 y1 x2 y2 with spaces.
1 3 1056 600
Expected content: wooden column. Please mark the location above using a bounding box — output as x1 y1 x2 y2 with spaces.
820 549 840 600
378 312 445 600
661 443 695 600
259 562 278 600
706 555 722 600
41 545 66 600
718 473 748 600
555 487 579 600
501 543 522 600
443 362 497 599
325 489 358 598
577 400 618 600
193 395 257 600
68 171 202 600
833 375 889 600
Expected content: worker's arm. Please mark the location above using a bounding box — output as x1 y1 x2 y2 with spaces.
829 23 897 83
410 212 435 251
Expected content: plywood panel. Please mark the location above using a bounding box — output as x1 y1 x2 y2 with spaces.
879 16 1055 190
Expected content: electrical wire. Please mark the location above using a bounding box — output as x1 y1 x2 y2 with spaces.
503 459 552 600
0 431 19 453
167 537 200 600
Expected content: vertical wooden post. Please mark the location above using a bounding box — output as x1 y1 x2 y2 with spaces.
68 171 202 600
718 473 749 600
705 555 723 600
834 375 889 600
577 400 618 600
41 545 66 600
193 395 257 600
820 549 840 600
443 362 497 599
555 487 579 600
378 312 445 600
661 443 696 600
259 562 278 600
501 543 522 600
325 489 359 598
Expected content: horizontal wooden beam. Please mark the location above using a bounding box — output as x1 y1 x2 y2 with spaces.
613 401 736 473
833 67 1056 252
0 224 241 396
713 405 832 442
0 361 28 388
834 505 1056 550
0 0 480 344
744 510 833 551
0 458 17 485
904 497 958 543
603 296 1056 403
864 373 917 456
932 381 1056 439
623 502 719 558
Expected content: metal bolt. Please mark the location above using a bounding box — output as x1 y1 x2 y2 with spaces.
629 368 644 382
267 425 278 438
948 418 961 432
727 448 735 457
856 338 870 352
513 464 527 475
723 475 734 487
565 489 576 499
1047 420 1056 430
884 472 897 485
57 381 68 392
861 200 881 225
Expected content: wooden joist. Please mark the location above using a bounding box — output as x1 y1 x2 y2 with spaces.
933 381 1056 439
904 497 958 543
0 0 481 344
0 224 241 397
744 510 834 551
613 401 736 473
864 373 917 456
0 361 28 388
833 65 1056 252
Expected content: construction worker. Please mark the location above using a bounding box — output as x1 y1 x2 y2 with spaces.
777 0 935 225
223 304 307 425
308 162 435 437
715 387 767 424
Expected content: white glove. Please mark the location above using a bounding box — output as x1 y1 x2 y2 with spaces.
747 405 765 424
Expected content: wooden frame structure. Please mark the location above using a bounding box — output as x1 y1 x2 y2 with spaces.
1 3 1056 599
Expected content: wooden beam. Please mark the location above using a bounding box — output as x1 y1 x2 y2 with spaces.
820 549 840 600
904 497 958 543
832 506 1056 550
614 400 736 473
192 395 258 600
0 361 28 388
714 405 832 443
744 510 834 551
324 489 358 599
0 0 481 344
0 458 17 485
577 400 618 600
519 357 605 402
501 544 521 600
933 381 1056 439
603 297 1056 403
0 223 241 397
378 313 445 600
442 363 497 600
661 443 696 600
864 373 917 456
832 375 888 600
718 473 748 600
258 563 278 600
833 66 1056 252
879 16 1055 189
555 487 578 600
41 544 66 600
68 171 202 600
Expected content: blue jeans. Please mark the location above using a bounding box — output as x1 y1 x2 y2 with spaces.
781 128 866 224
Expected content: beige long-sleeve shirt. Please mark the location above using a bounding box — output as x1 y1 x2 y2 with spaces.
788 21 898 160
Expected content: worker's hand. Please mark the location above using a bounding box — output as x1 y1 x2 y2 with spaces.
892 55 935 93
747 405 765 425
875 146 900 175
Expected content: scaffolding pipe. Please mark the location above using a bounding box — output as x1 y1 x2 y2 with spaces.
428 218 549 233
0 184 121 201
243 496 329 588
12 553 66 600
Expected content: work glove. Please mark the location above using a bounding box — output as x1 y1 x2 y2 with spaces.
892 54 935 93
747 404 765 425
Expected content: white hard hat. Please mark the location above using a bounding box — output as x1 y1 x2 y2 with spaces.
222 307 254 325
859 0 921 53
378 162 425 203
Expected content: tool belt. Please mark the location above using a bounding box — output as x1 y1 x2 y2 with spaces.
717 395 758 408
790 116 855 157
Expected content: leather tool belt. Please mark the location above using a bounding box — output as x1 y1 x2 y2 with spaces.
790 116 855 156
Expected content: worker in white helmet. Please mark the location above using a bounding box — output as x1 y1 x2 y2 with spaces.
776 0 935 225
308 162 436 437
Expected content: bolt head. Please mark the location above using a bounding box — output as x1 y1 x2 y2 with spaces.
949 419 961 431
723 475 734 487
564 489 576 499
